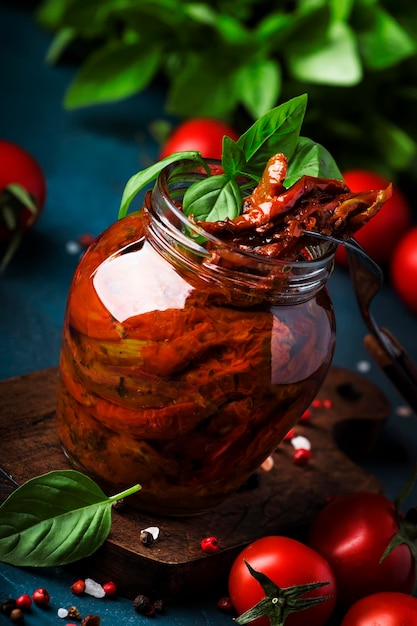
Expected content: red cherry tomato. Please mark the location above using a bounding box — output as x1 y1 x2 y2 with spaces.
159 118 239 160
0 139 46 242
335 170 412 266
228 536 337 626
390 226 417 315
308 492 415 609
341 591 417 626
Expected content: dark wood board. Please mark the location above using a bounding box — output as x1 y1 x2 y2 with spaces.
0 366 390 601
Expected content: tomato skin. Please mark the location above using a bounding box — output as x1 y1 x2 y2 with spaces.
341 592 417 626
228 536 337 626
308 492 415 609
390 226 417 315
335 170 412 266
0 140 46 210
159 118 239 160
0 140 46 241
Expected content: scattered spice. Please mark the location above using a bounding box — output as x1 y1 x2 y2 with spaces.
133 594 153 616
217 596 235 614
9 608 24 624
84 579 105 599
283 427 295 441
15 595 31 611
68 606 82 620
70 580 86 595
32 588 50 606
57 607 69 618
201 536 219 553
299 408 312 422
81 615 100 626
102 581 117 597
292 448 312 465
260 455 274 471
0 599 16 616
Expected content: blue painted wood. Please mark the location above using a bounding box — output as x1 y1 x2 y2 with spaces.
0 4 417 625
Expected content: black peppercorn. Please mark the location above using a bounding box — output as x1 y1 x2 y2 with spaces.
10 608 25 624
0 599 16 617
133 594 152 614
153 598 165 614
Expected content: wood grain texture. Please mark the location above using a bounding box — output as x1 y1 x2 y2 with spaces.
0 366 390 600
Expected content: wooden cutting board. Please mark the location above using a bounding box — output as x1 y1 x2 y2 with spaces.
0 366 389 601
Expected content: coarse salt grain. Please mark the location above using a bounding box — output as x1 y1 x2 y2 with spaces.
84 578 106 598
291 435 311 451
260 455 274 471
57 607 68 618
356 360 371 373
396 405 413 417
141 526 160 541
65 240 82 255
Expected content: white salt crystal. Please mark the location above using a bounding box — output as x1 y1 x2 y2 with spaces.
141 526 160 541
291 435 311 450
84 577 106 598
57 607 68 618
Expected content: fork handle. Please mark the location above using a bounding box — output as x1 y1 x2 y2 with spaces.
364 333 417 414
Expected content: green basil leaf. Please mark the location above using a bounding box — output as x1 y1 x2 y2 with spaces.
238 57 282 119
64 41 161 108
182 174 241 221
0 470 141 567
118 151 204 218
285 136 343 187
358 6 416 69
236 94 308 173
221 136 247 178
287 21 362 86
167 50 242 118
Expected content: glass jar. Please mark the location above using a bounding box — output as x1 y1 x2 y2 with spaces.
56 161 336 516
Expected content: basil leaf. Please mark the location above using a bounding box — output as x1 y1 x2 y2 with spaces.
118 151 204 218
221 136 247 178
237 94 308 172
285 137 343 187
0 470 140 567
288 21 362 86
238 57 282 119
64 41 161 109
183 174 241 222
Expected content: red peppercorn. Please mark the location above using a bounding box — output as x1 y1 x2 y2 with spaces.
283 427 295 441
77 233 95 248
32 588 50 606
102 581 117 597
299 408 312 422
217 596 234 613
70 579 86 595
292 448 312 466
15 594 32 611
201 536 219 553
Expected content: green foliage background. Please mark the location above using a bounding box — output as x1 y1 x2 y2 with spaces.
36 0 417 191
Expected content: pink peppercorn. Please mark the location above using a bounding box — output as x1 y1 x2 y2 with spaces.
293 448 312 465
103 581 117 597
201 536 219 553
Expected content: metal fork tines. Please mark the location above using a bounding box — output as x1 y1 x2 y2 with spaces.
305 231 417 412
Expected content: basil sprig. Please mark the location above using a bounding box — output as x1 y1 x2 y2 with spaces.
118 94 343 222
0 470 141 567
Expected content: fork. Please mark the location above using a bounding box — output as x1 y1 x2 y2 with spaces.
305 231 417 412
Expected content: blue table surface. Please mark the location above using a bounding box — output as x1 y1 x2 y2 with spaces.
1 3 417 624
